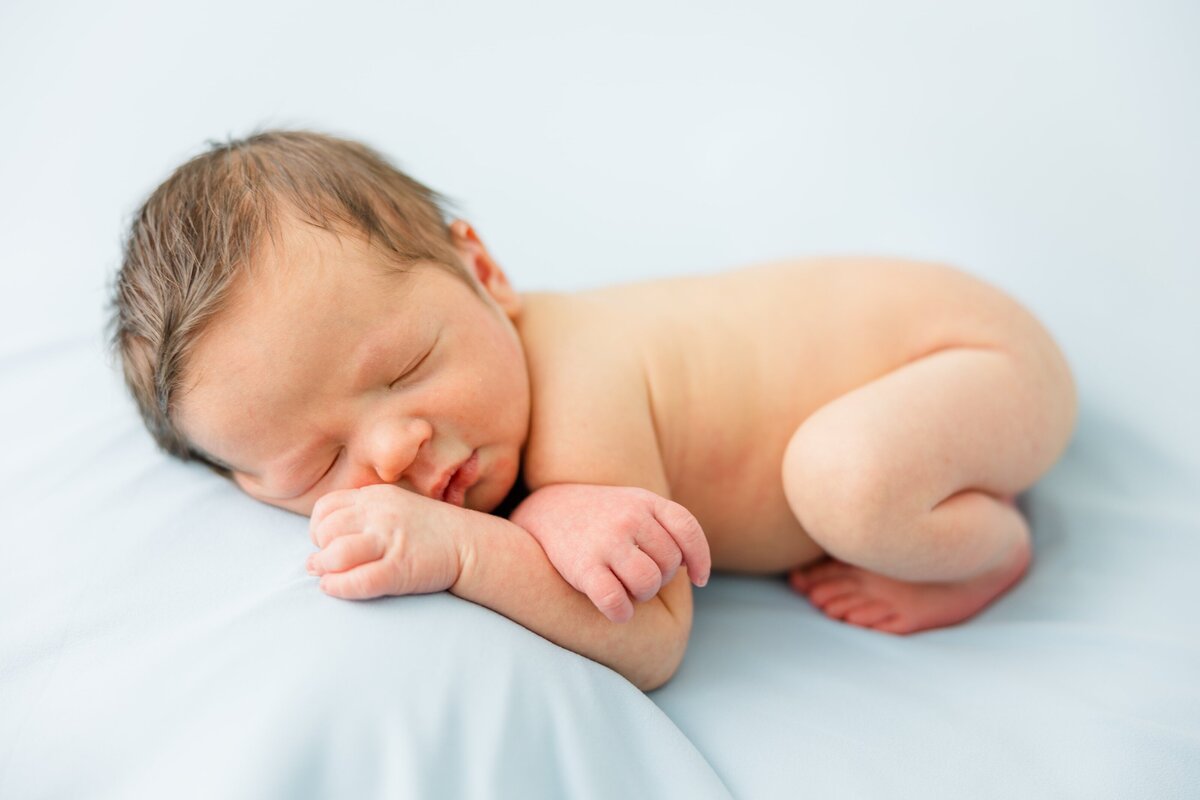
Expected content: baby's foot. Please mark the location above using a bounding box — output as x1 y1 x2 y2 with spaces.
787 530 1031 635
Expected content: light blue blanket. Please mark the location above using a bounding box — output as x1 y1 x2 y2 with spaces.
2 1 1196 797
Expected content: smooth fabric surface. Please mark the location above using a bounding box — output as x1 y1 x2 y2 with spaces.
2 1 1197 798
0 340 729 800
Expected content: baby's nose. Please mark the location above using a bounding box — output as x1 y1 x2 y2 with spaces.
376 464 401 484
364 417 432 484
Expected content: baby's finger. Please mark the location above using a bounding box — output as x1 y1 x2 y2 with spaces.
310 504 363 549
580 566 634 624
610 548 664 605
309 489 359 545
652 498 711 587
632 522 683 587
318 559 395 601
309 533 385 576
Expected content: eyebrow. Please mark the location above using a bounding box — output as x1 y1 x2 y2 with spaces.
349 329 402 390
190 445 253 477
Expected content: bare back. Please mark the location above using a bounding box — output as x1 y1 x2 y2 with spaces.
517 257 1056 573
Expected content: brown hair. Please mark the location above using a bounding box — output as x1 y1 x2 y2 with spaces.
104 127 472 477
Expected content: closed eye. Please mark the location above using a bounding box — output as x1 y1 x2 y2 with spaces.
303 448 341 496
389 343 435 389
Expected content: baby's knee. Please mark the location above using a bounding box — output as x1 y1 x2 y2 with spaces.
780 421 900 560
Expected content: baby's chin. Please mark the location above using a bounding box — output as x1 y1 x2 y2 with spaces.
478 458 529 518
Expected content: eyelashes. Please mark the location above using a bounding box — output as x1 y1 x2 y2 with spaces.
389 345 434 389
287 447 340 499
313 448 341 490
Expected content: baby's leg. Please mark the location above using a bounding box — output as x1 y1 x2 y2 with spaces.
780 343 1075 633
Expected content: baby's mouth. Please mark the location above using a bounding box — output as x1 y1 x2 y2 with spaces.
440 450 480 506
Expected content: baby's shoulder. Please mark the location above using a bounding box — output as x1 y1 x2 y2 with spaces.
514 291 669 496
516 290 649 371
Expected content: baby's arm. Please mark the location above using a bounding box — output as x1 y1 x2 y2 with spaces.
307 485 691 691
450 507 693 691
507 483 710 623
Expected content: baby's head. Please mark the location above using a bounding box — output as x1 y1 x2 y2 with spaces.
106 129 531 516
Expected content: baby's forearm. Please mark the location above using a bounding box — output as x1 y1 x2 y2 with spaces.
449 510 690 691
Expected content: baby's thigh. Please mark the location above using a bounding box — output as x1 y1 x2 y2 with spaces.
780 342 1074 541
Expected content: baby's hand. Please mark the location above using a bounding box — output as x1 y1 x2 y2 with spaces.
508 484 711 623
306 484 465 600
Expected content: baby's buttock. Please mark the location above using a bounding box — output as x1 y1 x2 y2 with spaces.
590 257 1049 573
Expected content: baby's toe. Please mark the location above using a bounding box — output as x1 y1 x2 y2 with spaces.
787 568 811 593
805 576 861 606
871 613 916 635
844 600 895 627
821 592 875 620
789 559 853 592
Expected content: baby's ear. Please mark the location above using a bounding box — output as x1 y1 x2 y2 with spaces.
478 262 522 318
449 218 473 243
449 219 487 256
450 219 521 316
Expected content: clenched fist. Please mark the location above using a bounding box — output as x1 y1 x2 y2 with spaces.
507 484 711 623
306 483 467 600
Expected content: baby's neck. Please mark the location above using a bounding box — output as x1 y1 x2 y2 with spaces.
489 463 530 519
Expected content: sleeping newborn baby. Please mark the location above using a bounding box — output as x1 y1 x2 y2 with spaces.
107 129 1077 690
